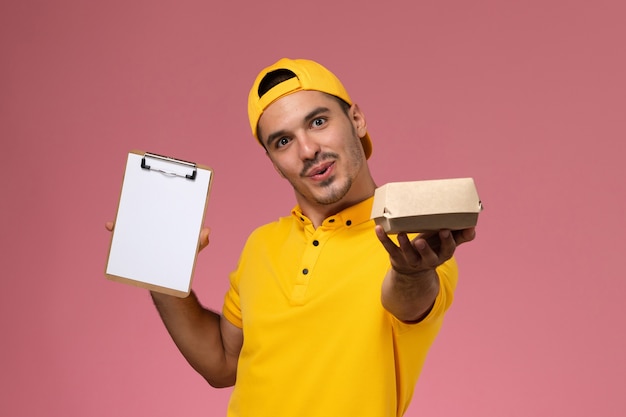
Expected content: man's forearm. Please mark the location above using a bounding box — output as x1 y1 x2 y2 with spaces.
150 291 237 387
381 268 440 323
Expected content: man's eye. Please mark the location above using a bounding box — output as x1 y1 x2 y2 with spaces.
277 137 290 147
312 118 326 127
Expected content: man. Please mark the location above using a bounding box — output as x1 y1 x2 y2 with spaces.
108 58 476 416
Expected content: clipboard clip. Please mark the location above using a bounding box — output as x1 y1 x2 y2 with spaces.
141 152 197 180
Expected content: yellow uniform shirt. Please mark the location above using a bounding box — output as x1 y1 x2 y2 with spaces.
223 197 458 417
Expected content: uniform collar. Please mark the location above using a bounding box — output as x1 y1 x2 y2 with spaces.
291 196 375 229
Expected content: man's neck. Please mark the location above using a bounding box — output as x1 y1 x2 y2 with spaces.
297 177 377 229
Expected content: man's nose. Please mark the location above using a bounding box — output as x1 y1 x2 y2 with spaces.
298 133 321 161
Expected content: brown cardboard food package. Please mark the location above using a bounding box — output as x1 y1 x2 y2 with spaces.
371 178 482 234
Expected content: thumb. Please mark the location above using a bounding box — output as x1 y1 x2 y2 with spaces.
199 227 210 251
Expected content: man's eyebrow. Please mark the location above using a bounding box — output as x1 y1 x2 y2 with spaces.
265 106 331 147
266 129 288 148
304 106 331 122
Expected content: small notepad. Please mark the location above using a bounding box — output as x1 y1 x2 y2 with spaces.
105 151 213 297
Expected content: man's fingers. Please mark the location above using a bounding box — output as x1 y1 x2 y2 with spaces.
377 226 476 274
452 227 476 245
105 221 114 232
419 231 441 252
436 230 456 261
375 225 403 258
412 234 442 266
199 227 211 251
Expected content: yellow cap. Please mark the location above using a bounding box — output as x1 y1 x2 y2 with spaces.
247 58 372 159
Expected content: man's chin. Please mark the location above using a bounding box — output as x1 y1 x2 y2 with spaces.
313 185 352 206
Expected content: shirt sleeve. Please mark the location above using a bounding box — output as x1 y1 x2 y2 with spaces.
222 273 243 328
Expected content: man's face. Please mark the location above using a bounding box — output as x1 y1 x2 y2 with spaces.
258 90 368 207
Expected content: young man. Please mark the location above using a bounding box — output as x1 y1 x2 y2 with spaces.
108 58 476 416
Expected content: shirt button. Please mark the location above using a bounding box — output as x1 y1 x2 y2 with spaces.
313 240 319 246
346 220 352 226
302 268 309 275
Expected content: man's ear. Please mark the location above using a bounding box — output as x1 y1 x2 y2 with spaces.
350 103 368 138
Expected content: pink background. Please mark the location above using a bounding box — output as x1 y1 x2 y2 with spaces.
2 0 624 416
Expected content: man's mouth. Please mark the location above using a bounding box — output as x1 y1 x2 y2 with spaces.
306 161 335 180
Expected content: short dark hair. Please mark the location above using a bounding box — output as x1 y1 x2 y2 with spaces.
258 68 351 113
258 69 297 98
